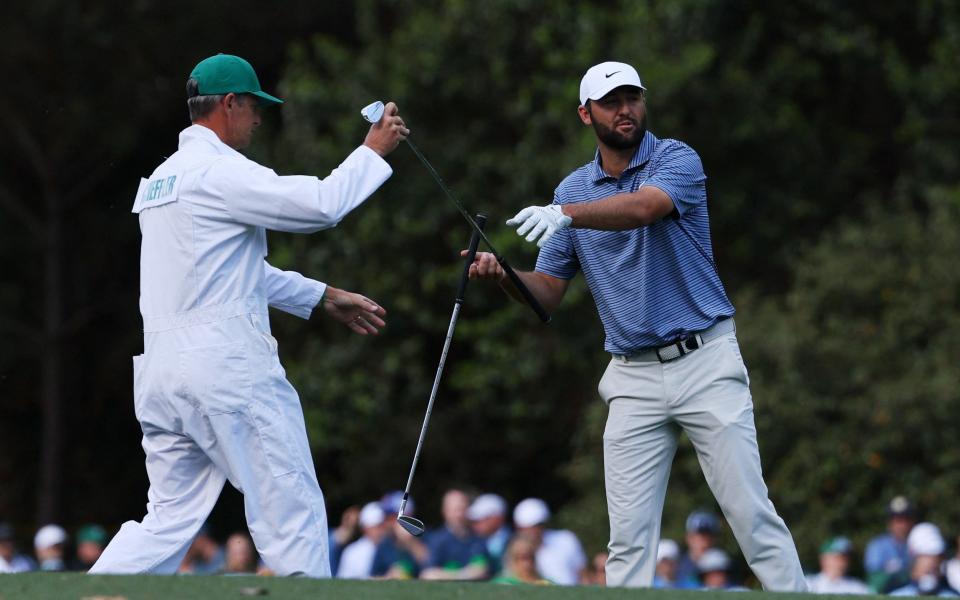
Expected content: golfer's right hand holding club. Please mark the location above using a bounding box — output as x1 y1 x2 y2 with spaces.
462 250 506 283
362 101 409 156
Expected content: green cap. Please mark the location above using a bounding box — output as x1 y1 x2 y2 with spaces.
820 536 853 555
77 524 108 545
188 54 283 105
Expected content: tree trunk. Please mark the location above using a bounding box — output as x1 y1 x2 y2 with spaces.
37 193 63 525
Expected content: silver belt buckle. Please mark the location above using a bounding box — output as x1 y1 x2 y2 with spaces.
655 333 705 362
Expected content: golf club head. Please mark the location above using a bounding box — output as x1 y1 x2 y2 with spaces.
361 100 385 123
397 514 425 537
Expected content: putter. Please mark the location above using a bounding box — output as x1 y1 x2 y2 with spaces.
392 214 487 537
361 100 551 323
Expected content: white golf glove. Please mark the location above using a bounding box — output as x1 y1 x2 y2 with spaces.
506 204 572 248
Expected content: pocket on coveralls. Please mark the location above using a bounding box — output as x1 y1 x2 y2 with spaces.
178 342 252 415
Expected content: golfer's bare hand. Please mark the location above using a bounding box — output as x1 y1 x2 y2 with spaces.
364 101 409 156
321 286 387 335
462 250 506 282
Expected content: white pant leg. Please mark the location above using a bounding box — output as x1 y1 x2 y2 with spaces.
668 334 807 592
90 372 227 575
187 328 330 578
600 358 678 588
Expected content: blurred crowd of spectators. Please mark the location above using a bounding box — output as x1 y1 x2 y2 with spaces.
3 492 959 594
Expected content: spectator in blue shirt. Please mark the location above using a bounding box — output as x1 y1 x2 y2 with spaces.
0 522 36 572
865 496 917 593
466 60 806 591
468 493 512 576
420 489 490 581
654 539 699 589
371 491 429 579
676 510 721 585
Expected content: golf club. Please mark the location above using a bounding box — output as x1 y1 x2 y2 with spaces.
361 100 551 323
394 214 487 537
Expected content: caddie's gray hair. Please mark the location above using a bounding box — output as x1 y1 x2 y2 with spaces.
187 94 226 121
185 77 250 121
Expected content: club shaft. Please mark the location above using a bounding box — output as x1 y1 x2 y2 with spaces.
405 138 551 323
401 301 462 499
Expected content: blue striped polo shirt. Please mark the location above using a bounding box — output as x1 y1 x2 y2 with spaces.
535 131 734 354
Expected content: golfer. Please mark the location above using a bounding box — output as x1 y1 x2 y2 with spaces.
90 54 408 577
467 61 806 590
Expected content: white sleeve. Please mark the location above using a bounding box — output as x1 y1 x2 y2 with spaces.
263 261 326 319
209 146 392 233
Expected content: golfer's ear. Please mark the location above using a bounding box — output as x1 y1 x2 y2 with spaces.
578 104 592 125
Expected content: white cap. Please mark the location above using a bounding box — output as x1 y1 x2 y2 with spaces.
907 522 945 556
359 501 386 529
697 548 732 573
657 539 680 562
513 498 550 528
579 61 646 106
467 493 507 521
34 524 68 550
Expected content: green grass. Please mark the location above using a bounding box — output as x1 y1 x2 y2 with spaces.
0 573 874 600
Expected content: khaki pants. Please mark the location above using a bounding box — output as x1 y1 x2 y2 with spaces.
600 329 806 591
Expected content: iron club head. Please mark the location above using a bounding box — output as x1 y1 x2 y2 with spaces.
397 514 425 537
361 100 385 123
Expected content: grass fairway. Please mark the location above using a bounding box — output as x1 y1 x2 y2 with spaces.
0 573 846 600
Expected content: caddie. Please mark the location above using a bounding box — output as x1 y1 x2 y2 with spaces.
467 61 807 590
89 54 409 577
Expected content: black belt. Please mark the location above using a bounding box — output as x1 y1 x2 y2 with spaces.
614 318 735 363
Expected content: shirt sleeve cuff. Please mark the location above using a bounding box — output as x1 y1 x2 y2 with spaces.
349 144 394 181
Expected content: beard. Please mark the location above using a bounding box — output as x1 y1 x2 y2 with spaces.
591 113 647 150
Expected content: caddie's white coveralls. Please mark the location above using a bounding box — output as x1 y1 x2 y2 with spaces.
90 125 392 576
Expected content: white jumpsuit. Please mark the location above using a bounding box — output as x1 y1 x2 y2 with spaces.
89 124 392 576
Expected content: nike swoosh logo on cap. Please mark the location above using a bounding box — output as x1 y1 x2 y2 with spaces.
605 71 620 78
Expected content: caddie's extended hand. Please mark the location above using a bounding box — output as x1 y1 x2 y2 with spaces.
506 204 572 247
321 286 387 335
461 250 505 282
363 101 410 157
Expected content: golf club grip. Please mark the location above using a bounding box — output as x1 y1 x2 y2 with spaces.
498 258 552 323
456 214 487 302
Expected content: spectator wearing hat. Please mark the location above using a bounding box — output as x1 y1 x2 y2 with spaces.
806 536 870 594
946 533 960 593
512 498 586 586
34 524 71 571
697 548 748 591
654 539 699 589
74 524 108 571
177 524 225 574
468 493 512 576
337 502 391 578
865 496 917 593
370 491 428 579
676 510 721 585
420 489 491 581
0 522 36 572
890 522 959 597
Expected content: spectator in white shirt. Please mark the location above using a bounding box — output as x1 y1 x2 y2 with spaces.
512 498 586 585
337 502 389 579
806 536 870 594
